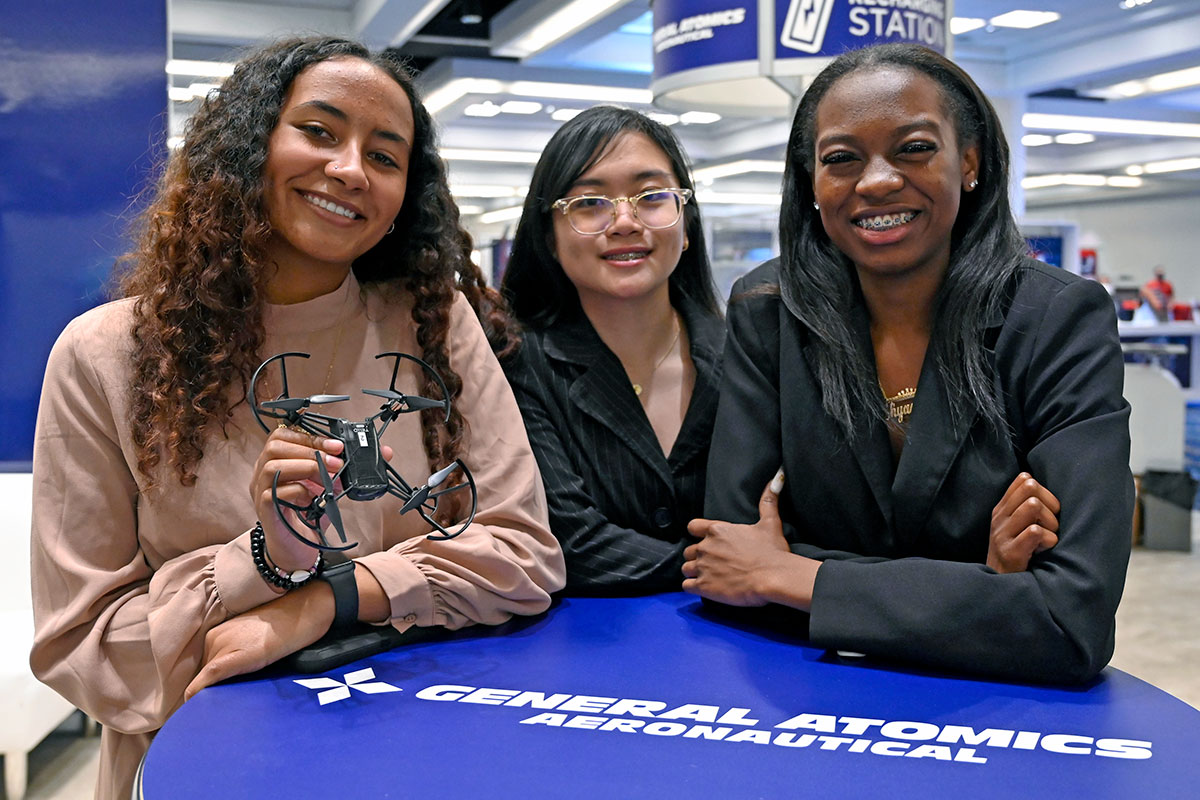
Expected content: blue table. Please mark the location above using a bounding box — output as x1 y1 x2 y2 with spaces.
140 593 1200 799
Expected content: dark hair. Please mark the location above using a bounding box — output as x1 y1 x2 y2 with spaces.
119 36 517 488
501 105 720 327
777 43 1026 437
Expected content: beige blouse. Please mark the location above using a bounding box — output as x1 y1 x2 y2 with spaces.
30 272 565 799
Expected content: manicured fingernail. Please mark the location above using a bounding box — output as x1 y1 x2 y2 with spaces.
769 468 785 494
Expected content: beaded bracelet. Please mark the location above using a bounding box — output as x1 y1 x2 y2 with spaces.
250 522 322 590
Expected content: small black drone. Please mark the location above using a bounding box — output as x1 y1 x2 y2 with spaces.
248 351 477 551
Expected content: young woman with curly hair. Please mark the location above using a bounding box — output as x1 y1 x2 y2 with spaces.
30 36 564 798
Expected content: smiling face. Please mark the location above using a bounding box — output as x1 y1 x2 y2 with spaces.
551 131 687 310
262 57 414 288
812 66 979 284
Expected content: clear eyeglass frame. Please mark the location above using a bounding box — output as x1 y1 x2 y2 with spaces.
550 187 693 235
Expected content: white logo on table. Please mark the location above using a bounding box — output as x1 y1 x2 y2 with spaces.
294 667 402 706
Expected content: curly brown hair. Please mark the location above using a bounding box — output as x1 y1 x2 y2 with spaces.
118 36 518 493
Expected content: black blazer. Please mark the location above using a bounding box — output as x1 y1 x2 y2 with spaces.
707 258 1133 684
504 299 724 594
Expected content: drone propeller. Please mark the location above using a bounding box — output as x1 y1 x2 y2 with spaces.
314 451 349 546
399 461 461 514
362 388 448 412
261 394 351 412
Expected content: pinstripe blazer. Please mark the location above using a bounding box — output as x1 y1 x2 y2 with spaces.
503 298 724 594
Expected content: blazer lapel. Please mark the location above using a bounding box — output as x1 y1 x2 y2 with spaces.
669 301 723 467
542 316 674 487
795 308 896 528
890 293 1008 541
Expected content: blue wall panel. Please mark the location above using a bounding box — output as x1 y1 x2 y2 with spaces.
0 1 167 463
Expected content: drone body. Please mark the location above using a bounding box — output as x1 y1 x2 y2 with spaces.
328 419 389 501
248 351 478 550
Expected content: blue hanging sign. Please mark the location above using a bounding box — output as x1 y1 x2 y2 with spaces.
776 0 948 59
652 0 949 114
652 0 758 78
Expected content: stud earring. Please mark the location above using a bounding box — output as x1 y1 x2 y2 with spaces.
968 179 978 190
812 201 820 210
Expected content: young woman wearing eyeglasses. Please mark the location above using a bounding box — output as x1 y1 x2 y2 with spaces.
501 106 723 594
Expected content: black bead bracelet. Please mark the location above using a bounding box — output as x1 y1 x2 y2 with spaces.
250 522 322 590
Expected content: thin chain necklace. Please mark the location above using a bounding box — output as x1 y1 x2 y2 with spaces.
882 384 916 426
632 312 681 397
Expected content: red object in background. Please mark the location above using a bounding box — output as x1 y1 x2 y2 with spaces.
1080 248 1098 277
1123 299 1141 311
1172 304 1193 321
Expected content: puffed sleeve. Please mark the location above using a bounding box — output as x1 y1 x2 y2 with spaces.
353 295 566 627
503 337 687 593
29 306 281 734
809 274 1133 683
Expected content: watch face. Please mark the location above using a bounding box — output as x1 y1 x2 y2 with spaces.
289 570 313 583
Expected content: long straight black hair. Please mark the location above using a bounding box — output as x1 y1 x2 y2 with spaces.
779 43 1027 438
502 105 720 328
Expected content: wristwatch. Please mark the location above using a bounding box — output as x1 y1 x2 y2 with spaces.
319 551 359 631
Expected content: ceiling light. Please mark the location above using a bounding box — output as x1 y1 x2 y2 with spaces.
507 81 652 104
423 77 652 117
169 87 195 103
479 206 525 224
1023 113 1200 138
1146 66 1200 94
679 111 721 125
989 11 1060 29
186 83 219 101
457 204 485 215
1106 176 1144 187
1054 133 1096 145
1021 174 1108 189
423 78 505 114
165 59 235 78
441 148 541 164
692 160 786 183
1141 157 1200 174
950 18 986 35
450 185 527 198
1125 165 1145 176
551 108 583 121
1119 0 1153 8
647 113 679 126
1095 66 1200 99
463 101 502 117
694 191 782 205
1021 134 1054 147
459 0 483 25
499 100 543 115
493 0 630 58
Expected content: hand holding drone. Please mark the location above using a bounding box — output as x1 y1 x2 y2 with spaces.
248 351 478 554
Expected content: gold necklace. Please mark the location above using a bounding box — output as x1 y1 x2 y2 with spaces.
882 384 916 426
632 313 681 397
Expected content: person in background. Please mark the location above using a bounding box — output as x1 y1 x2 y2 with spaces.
30 36 564 799
683 44 1132 684
501 106 723 594
1141 266 1174 322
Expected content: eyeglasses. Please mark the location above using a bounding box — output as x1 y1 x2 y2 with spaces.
551 188 692 235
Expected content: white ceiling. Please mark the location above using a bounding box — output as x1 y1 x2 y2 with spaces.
168 0 1200 236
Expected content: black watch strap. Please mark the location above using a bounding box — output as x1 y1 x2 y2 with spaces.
319 553 358 632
